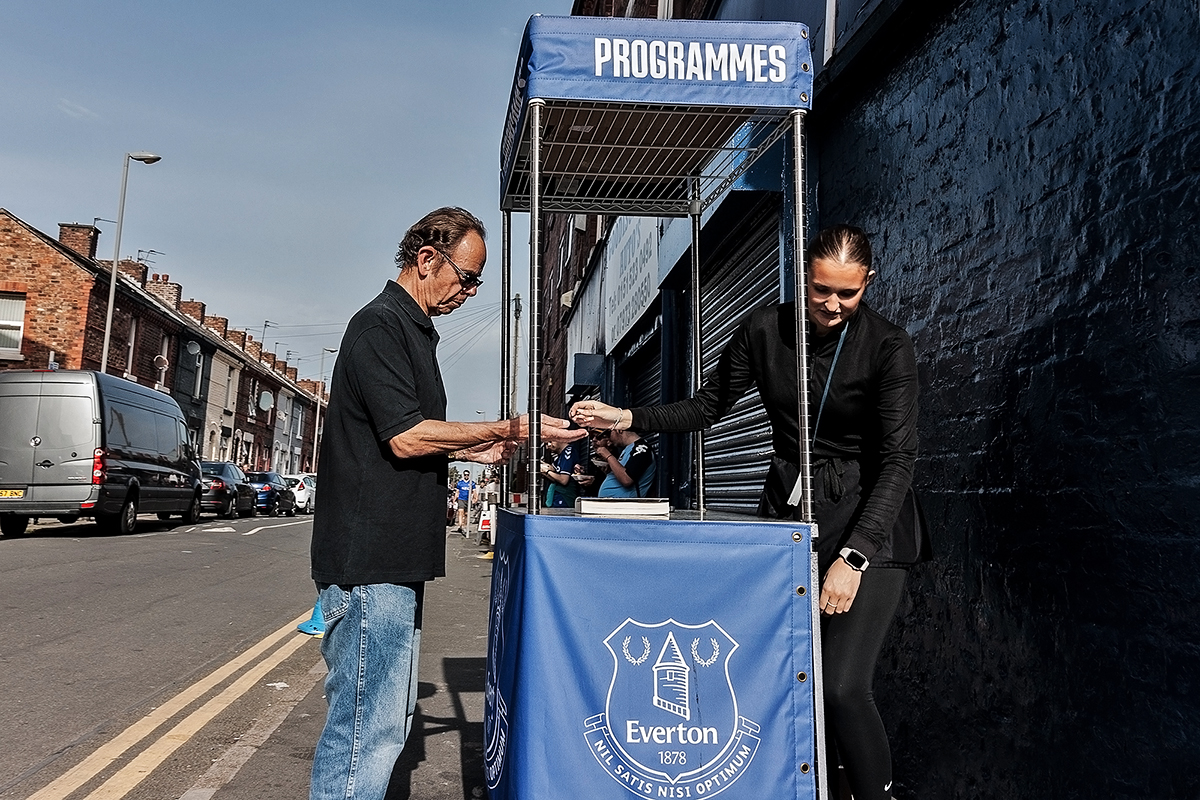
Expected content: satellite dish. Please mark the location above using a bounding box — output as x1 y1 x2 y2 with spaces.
258 391 274 412
186 341 201 356
153 354 169 369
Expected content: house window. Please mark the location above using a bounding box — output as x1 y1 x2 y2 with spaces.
248 378 258 418
124 317 139 377
224 366 236 410
192 351 204 399
156 334 171 389
0 292 26 360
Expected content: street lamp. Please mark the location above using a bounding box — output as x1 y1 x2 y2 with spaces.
100 151 161 374
312 347 338 471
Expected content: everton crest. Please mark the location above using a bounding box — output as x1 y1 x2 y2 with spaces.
584 618 761 798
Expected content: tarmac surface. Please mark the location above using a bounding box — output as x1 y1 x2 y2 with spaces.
215 527 495 800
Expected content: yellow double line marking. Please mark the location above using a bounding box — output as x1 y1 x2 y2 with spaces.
30 611 316 800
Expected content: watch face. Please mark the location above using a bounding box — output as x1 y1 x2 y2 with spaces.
844 550 867 570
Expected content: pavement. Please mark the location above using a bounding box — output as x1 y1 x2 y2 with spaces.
215 526 495 800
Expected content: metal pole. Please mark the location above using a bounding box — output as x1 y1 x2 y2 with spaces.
791 110 815 524
790 108 828 800
526 100 544 514
810 532 829 800
100 152 157 373
100 156 132 374
690 178 705 519
500 211 512 509
511 295 521 423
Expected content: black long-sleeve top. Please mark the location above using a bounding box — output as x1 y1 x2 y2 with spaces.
630 301 922 563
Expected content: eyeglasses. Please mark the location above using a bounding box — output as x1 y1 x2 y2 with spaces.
436 249 484 290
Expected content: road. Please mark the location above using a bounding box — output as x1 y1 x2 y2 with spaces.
0 512 493 800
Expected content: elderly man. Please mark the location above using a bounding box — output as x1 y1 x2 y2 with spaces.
309 207 583 800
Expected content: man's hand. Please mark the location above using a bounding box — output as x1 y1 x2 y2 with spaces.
504 414 588 443
456 440 516 464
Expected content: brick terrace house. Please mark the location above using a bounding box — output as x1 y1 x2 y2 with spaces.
0 207 321 470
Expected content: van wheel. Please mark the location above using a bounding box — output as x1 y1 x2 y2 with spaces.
0 515 29 537
184 495 202 525
98 496 138 535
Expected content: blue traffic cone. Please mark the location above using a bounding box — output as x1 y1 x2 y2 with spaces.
297 599 325 637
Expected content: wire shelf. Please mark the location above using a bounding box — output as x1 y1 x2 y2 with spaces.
501 101 793 216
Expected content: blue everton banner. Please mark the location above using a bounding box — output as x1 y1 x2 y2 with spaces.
500 15 813 204
485 511 819 800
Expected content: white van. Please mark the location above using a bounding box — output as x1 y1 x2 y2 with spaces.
0 370 202 536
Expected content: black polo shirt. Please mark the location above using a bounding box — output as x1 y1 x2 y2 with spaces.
311 280 449 585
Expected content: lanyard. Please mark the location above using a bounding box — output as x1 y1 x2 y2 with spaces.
812 318 850 439
786 318 849 507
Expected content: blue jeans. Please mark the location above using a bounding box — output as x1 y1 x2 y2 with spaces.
310 582 424 800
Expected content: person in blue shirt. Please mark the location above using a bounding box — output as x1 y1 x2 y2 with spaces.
594 428 655 498
539 439 586 507
454 470 476 532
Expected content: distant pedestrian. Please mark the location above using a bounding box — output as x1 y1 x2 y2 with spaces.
309 206 584 800
454 470 476 532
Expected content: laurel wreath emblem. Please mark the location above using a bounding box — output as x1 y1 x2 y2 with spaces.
622 635 651 665
691 637 719 667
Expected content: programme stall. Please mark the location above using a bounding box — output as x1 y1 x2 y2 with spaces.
486 15 825 800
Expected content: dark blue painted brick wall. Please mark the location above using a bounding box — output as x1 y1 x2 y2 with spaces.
813 0 1200 796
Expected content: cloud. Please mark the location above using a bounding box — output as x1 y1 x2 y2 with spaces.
57 99 99 120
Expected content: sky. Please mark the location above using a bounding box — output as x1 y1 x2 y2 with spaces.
0 0 573 424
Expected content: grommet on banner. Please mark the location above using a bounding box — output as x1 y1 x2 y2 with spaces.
796 586 806 596
792 531 803 542
797 671 808 682
800 763 811 774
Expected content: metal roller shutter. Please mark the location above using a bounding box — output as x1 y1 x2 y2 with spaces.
618 328 662 486
700 208 782 513
625 335 662 411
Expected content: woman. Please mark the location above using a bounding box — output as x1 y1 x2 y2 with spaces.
570 224 929 800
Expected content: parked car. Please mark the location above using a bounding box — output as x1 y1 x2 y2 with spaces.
244 471 296 516
0 370 202 536
200 461 257 518
283 474 316 513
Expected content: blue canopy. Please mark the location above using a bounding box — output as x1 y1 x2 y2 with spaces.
500 15 813 216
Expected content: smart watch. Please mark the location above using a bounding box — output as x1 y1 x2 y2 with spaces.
839 547 869 572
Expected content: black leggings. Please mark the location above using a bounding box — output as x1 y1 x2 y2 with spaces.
821 566 906 800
